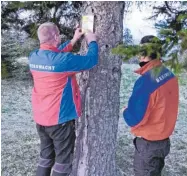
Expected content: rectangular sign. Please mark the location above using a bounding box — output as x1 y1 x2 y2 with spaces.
82 15 94 33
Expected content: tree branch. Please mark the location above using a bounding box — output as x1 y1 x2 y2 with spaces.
165 1 178 14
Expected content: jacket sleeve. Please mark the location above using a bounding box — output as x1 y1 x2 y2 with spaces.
55 41 99 72
123 77 150 127
58 40 73 52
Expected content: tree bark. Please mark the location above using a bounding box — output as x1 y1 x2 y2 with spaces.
71 2 125 176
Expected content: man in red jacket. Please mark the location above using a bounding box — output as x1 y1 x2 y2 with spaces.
29 22 98 176
123 35 179 176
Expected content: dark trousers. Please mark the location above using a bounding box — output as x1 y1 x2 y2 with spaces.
133 137 170 176
36 120 76 176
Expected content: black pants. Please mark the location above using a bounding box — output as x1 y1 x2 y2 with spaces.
133 137 170 176
36 120 75 176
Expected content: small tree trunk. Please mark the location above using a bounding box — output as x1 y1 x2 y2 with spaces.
71 2 125 176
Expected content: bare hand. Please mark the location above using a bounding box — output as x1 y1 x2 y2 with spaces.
85 31 97 44
73 27 84 41
71 27 84 46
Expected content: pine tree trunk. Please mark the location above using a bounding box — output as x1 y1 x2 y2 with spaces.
71 2 125 176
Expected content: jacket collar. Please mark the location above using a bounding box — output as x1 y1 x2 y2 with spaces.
135 59 162 75
40 44 60 52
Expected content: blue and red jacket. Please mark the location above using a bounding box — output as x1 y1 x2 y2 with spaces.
123 59 179 140
29 41 98 126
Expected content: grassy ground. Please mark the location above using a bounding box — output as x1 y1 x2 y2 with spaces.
1 63 187 176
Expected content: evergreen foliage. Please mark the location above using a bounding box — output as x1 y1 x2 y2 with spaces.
1 1 82 39
1 31 38 79
112 2 187 73
1 1 82 79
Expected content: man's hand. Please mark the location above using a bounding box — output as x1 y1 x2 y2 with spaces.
85 31 97 45
71 27 84 46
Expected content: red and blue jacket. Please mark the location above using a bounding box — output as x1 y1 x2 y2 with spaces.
123 59 179 140
29 41 98 126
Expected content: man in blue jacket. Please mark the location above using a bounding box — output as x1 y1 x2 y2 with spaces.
29 22 98 176
123 35 179 176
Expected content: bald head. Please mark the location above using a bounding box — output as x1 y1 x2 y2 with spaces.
37 22 60 44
